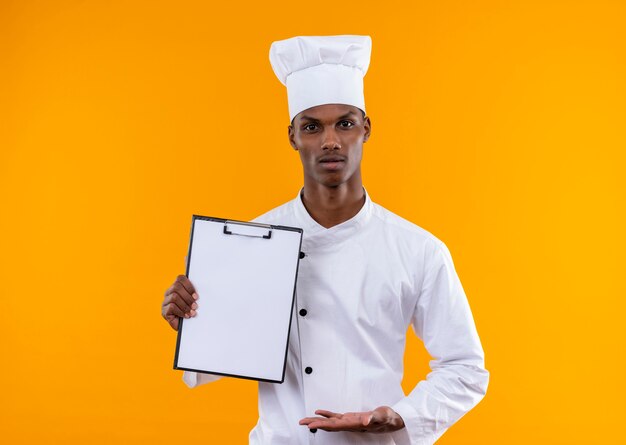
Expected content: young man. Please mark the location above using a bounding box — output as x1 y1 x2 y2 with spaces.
161 35 489 444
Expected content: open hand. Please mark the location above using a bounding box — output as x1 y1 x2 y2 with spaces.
299 406 405 433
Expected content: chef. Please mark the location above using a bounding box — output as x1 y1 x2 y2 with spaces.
161 35 489 445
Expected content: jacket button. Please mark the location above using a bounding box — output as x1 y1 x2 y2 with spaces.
310 428 317 433
299 308 307 317
305 366 313 374
299 251 306 259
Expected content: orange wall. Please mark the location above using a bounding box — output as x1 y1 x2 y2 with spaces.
1 1 625 443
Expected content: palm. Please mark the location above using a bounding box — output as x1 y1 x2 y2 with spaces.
299 406 404 433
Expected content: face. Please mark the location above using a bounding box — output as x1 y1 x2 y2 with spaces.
288 104 371 189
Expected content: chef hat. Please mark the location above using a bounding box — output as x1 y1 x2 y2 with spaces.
269 35 372 121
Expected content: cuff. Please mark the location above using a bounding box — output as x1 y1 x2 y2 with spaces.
182 371 199 388
390 398 431 445
182 370 223 388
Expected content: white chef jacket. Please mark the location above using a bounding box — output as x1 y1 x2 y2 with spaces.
183 187 489 445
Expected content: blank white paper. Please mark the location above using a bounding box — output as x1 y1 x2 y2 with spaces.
175 218 302 382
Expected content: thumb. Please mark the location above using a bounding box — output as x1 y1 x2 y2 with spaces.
370 407 389 425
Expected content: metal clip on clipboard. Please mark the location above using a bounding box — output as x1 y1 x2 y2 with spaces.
223 220 272 239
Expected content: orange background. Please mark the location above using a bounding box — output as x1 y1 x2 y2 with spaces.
1 0 625 443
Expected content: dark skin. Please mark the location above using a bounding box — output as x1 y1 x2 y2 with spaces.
287 103 369 228
161 103 405 435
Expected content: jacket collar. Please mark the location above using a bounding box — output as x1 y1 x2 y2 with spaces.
293 186 373 250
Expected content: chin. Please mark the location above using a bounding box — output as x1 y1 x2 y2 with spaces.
319 175 347 188
308 169 355 188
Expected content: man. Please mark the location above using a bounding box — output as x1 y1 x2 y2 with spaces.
161 35 489 444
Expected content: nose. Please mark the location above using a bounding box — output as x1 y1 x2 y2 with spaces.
321 127 341 150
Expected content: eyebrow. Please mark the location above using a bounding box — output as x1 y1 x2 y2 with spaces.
299 111 360 123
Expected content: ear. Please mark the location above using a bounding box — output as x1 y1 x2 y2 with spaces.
363 116 372 142
288 125 298 150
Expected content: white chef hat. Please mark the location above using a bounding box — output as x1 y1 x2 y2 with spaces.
269 35 372 121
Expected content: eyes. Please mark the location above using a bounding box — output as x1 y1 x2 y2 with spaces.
301 120 355 132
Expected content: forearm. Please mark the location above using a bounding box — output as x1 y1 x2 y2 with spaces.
392 360 489 444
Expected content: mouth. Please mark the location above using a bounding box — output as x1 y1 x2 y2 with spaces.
319 155 346 163
318 156 346 171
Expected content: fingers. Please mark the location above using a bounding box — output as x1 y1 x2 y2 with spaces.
162 275 200 331
299 417 338 430
164 313 180 331
299 417 318 426
176 274 198 298
164 275 199 316
299 412 367 432
299 410 341 428
164 294 192 318
299 409 399 433
315 410 341 418
162 299 186 318
168 275 199 302
163 275 197 297
161 298 185 331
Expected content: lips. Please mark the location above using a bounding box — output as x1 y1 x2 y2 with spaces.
318 155 346 171
318 155 346 164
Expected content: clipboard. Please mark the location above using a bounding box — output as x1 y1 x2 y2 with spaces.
173 215 303 383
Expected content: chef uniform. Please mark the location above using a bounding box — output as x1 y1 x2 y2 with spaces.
183 36 489 445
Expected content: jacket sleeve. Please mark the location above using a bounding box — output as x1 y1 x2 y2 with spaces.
182 371 223 388
390 240 489 445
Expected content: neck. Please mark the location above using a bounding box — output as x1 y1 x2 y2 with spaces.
300 177 365 229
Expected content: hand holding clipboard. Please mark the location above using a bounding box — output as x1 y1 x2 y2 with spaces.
162 216 303 383
162 274 199 332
